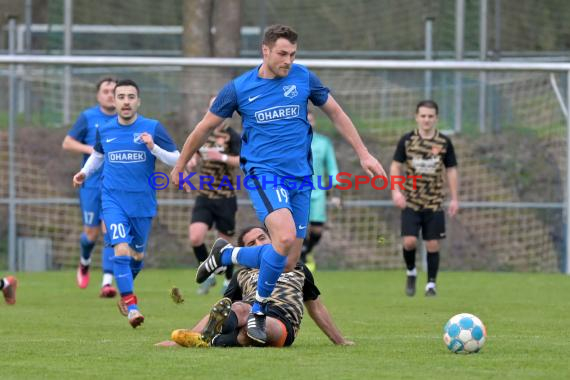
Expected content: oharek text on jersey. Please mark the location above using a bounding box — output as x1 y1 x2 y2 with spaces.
108 150 146 163
255 105 300 123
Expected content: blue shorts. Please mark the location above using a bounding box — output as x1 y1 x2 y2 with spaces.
102 196 153 253
245 173 312 239
79 187 102 227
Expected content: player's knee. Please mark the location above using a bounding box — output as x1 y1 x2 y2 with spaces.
132 251 145 261
231 302 250 323
236 329 250 347
114 243 130 256
403 237 417 250
425 240 440 252
274 234 296 250
189 234 204 246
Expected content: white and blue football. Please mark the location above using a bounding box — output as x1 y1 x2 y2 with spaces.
443 313 487 354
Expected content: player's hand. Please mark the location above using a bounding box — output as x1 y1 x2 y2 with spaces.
448 199 459 217
186 154 200 170
73 172 86 188
170 166 184 186
338 339 355 346
140 132 154 150
201 148 224 162
330 196 342 209
170 166 194 192
181 170 193 193
392 191 407 209
359 152 386 178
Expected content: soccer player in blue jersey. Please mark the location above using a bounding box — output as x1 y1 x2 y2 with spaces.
62 77 118 298
172 24 386 344
73 79 180 328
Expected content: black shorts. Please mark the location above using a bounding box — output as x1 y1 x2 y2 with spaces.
266 306 296 347
191 195 237 236
401 207 446 240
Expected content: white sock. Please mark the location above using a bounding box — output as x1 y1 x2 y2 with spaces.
406 268 417 277
426 281 436 290
102 273 113 287
80 257 91 267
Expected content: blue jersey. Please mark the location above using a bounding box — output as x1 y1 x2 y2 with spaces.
67 105 116 188
94 115 177 217
211 64 330 177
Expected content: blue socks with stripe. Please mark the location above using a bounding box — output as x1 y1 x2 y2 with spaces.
221 245 269 268
256 248 287 299
113 255 134 298
220 243 287 315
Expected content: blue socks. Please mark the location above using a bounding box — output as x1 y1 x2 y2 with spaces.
113 255 134 298
102 233 114 274
113 255 144 312
256 247 287 299
102 248 115 275
251 248 286 315
221 244 287 315
130 258 144 280
221 245 268 268
80 233 96 261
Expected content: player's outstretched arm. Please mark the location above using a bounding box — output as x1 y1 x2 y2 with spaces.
319 95 386 178
305 298 355 346
171 112 225 185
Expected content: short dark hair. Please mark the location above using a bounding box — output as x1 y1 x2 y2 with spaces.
114 79 140 96
96 77 117 92
416 100 439 115
237 226 269 247
262 24 298 48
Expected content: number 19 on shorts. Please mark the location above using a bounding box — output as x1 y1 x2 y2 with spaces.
276 187 289 204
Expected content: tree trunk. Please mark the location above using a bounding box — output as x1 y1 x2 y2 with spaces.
212 0 242 57
182 0 212 57
181 0 242 132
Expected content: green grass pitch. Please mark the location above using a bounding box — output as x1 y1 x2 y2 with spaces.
1 270 569 379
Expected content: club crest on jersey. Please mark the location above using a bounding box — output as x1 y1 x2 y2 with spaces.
283 85 298 98
133 133 145 144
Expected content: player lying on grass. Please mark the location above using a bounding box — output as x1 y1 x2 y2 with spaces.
162 226 354 347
